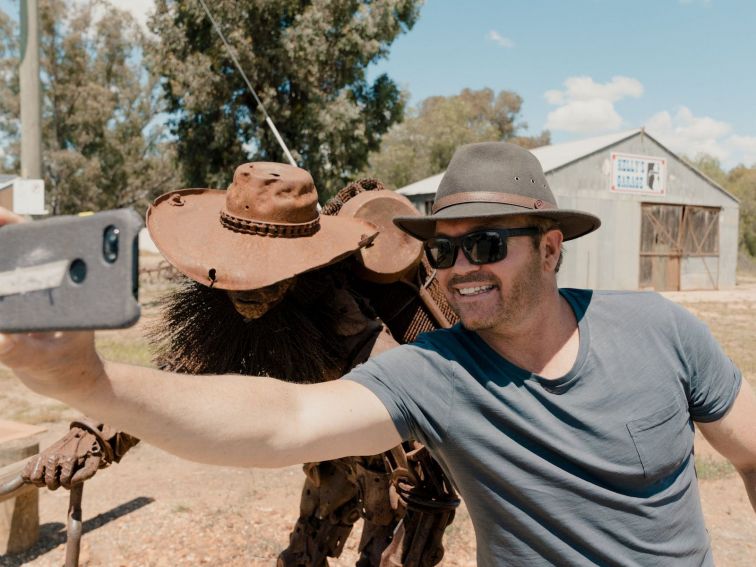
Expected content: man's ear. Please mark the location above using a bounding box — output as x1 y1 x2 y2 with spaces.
541 229 564 272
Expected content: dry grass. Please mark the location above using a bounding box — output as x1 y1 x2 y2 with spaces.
681 300 756 386
695 456 737 481
95 334 154 366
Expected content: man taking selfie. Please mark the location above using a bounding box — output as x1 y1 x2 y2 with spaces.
1 142 754 566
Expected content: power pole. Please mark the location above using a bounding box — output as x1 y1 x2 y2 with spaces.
19 0 42 180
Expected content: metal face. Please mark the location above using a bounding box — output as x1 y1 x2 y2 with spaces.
227 277 296 319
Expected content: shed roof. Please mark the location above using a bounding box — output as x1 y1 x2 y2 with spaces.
531 128 639 172
397 129 641 197
396 129 737 205
0 174 17 190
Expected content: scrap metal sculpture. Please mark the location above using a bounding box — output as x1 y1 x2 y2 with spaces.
10 164 461 566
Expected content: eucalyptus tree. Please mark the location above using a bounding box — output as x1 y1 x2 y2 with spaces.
366 88 551 189
0 0 177 214
149 0 421 199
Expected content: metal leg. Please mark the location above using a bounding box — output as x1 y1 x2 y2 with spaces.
65 483 84 567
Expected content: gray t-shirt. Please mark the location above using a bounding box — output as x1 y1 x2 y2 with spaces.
344 289 741 566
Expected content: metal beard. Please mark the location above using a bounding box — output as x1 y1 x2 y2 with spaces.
148 264 360 382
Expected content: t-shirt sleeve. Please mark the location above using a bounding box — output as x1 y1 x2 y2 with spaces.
671 302 742 422
342 342 455 448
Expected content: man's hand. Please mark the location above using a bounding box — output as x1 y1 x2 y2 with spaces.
0 206 105 399
0 206 25 226
0 331 104 402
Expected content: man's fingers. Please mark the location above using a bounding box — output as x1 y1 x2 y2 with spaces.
0 330 101 399
0 206 25 226
0 333 17 356
0 333 48 366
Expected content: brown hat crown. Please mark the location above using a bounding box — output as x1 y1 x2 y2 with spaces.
225 162 318 225
393 142 601 241
433 142 555 213
221 162 321 237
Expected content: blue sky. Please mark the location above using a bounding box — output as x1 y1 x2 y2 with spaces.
3 0 755 168
367 0 756 168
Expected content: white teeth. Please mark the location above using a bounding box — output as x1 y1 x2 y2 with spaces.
457 285 494 296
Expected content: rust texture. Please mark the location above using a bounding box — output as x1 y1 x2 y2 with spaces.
11 167 462 567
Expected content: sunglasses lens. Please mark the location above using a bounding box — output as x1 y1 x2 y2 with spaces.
425 239 455 269
464 232 507 264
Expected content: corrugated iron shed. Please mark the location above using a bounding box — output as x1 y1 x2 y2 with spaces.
397 129 740 291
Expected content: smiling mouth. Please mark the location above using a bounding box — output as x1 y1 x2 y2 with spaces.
456 285 496 297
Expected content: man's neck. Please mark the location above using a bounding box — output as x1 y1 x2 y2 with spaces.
477 288 580 380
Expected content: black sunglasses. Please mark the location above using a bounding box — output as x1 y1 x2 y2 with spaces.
424 227 540 269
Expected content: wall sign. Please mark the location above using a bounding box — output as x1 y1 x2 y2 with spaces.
13 178 46 214
610 152 666 195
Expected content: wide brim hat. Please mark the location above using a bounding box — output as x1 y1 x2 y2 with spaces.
336 189 423 283
394 142 601 241
147 162 378 290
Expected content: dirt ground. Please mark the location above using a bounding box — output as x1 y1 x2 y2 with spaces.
1 273 754 566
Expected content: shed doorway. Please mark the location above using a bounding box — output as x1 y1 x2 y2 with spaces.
639 204 720 291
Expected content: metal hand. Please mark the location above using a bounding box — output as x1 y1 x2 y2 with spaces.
22 426 103 490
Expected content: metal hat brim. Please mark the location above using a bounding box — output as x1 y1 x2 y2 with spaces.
147 189 378 290
393 202 601 241
337 189 423 283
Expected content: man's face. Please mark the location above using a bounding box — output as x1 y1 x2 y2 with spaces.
433 217 547 332
226 277 296 320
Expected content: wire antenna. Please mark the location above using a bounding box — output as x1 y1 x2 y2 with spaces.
196 0 297 166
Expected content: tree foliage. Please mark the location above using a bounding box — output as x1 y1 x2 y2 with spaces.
688 154 756 257
0 0 177 215
0 10 19 165
149 0 420 200
365 88 551 189
726 165 756 257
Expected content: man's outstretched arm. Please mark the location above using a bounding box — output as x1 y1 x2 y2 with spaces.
0 331 402 468
697 381 756 512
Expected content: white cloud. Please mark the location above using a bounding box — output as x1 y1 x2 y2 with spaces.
547 99 623 133
544 89 564 105
645 106 756 167
645 107 730 161
560 75 644 103
727 135 756 165
544 75 643 134
487 30 514 48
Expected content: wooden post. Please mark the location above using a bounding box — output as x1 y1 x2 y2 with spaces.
0 419 46 555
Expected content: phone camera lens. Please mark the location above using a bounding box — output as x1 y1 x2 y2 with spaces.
103 225 120 263
69 259 87 284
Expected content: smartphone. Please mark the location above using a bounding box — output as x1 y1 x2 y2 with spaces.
0 208 142 332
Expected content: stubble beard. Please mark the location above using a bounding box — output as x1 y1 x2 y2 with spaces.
447 252 544 332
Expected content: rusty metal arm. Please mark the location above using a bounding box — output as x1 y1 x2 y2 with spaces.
0 455 86 567
0 457 35 504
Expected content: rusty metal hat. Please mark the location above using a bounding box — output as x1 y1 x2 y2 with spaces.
337 189 423 283
147 162 378 290
394 142 601 241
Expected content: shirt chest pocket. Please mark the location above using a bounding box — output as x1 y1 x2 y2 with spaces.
626 404 693 482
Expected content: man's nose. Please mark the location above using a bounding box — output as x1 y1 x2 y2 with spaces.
448 248 480 273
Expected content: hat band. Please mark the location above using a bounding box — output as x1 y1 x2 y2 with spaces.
432 191 557 215
220 210 321 237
